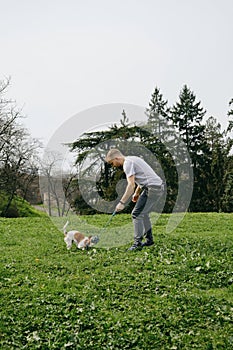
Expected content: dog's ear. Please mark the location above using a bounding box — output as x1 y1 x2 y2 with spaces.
88 235 92 239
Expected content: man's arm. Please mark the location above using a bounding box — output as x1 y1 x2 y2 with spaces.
132 185 141 203
115 175 135 211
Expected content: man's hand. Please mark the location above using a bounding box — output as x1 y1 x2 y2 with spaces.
115 175 135 212
132 193 139 203
115 202 125 212
132 186 141 202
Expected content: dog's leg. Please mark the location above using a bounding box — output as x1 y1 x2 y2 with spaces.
74 240 79 249
64 236 72 250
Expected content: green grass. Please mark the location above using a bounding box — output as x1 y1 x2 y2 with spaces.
0 213 233 349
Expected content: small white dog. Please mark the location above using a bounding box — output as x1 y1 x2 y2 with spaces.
63 221 99 250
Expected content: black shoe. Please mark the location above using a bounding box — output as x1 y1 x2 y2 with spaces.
128 243 143 251
141 240 154 247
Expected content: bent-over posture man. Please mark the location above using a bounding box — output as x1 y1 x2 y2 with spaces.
106 148 164 251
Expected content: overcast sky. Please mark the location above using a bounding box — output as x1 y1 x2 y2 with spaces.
1 0 233 146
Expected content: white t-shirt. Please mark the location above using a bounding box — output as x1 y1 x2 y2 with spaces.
123 156 162 188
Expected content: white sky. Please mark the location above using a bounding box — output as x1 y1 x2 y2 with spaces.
1 0 233 146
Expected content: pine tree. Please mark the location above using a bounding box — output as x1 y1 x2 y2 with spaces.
170 85 207 211
69 111 150 214
221 155 233 212
170 85 206 164
204 117 226 211
221 99 233 212
146 87 170 133
145 87 178 212
227 98 233 133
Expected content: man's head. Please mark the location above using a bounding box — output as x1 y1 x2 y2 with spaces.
106 148 125 167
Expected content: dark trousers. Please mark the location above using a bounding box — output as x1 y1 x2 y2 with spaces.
131 186 164 243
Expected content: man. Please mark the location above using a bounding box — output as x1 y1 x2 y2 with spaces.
106 148 164 251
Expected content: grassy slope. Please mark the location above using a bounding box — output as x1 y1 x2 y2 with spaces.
0 213 233 349
0 194 46 218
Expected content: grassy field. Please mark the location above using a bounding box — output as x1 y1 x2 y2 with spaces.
0 213 233 349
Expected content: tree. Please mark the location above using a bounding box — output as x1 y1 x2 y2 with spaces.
203 117 227 211
170 85 206 165
170 85 207 211
0 78 41 216
227 98 233 133
146 87 170 131
145 87 178 212
39 151 74 217
70 111 154 214
221 99 233 212
221 155 233 212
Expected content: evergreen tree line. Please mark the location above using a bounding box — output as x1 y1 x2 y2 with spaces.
69 85 233 214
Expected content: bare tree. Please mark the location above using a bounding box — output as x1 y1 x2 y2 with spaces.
39 151 75 216
0 77 42 216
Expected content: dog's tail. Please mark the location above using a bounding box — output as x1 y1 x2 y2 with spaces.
63 220 69 235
